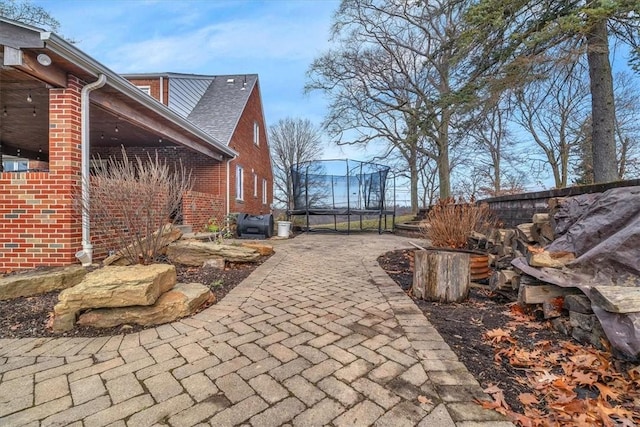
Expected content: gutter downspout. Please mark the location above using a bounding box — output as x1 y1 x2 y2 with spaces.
79 74 107 266
226 158 232 216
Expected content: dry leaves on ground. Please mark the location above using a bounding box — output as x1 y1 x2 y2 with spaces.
477 305 640 427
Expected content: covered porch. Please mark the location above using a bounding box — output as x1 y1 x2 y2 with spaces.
0 18 236 271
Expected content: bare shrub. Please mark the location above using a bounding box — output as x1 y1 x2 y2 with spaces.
421 198 495 249
80 147 194 264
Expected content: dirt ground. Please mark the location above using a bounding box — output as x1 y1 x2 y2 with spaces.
0 258 268 339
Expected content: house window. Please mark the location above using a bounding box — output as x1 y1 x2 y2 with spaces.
236 165 244 201
2 160 28 172
253 121 260 146
262 179 268 205
136 85 151 95
253 172 258 197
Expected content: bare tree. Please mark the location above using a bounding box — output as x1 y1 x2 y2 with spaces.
513 61 590 188
612 72 640 179
0 0 61 31
269 118 323 210
574 72 640 183
461 95 529 197
307 0 475 208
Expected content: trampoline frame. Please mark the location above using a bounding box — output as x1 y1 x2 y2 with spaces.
287 159 396 234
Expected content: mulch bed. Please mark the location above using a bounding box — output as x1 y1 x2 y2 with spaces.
377 248 544 412
378 248 640 426
0 258 268 339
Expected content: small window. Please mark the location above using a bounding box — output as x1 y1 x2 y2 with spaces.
262 179 268 205
253 172 258 197
253 121 260 146
136 85 151 95
2 160 28 172
236 165 244 201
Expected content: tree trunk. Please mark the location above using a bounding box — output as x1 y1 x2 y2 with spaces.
437 109 451 199
412 250 470 302
410 159 419 214
586 18 618 183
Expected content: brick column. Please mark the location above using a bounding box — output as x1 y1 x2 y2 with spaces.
0 74 85 271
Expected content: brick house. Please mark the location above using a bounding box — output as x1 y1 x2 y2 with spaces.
121 73 273 217
0 17 273 271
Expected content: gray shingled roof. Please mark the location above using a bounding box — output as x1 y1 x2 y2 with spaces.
187 74 258 146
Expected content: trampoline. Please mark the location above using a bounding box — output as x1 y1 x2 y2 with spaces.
288 159 396 233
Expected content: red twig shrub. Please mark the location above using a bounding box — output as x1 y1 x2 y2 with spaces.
421 197 495 249
78 147 194 264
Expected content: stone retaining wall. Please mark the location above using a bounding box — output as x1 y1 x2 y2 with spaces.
479 179 640 227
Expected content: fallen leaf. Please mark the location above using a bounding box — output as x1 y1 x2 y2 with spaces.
518 393 539 406
572 370 598 386
417 395 432 405
533 371 558 385
484 328 514 344
595 383 621 402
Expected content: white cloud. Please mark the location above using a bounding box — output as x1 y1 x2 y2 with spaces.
34 0 344 154
104 11 334 73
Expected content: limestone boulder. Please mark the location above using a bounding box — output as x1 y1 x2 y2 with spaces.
241 242 274 256
0 266 86 301
202 258 225 269
77 282 214 328
52 264 176 332
167 240 259 266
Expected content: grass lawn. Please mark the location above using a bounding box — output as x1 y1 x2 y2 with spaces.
297 213 415 231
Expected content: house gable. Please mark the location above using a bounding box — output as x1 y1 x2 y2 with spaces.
187 74 258 145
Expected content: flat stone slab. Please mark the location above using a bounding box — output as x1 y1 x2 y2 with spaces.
52 264 176 331
77 282 213 328
241 242 275 256
0 265 86 301
167 240 260 266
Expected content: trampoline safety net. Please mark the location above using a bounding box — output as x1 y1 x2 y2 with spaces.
289 159 395 233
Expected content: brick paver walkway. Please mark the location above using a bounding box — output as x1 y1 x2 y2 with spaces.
0 233 512 426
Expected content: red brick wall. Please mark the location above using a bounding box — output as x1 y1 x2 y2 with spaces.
228 83 273 215
182 191 226 232
92 145 226 221
126 77 168 105
0 75 83 272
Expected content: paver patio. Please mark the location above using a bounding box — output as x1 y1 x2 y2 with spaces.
0 233 513 426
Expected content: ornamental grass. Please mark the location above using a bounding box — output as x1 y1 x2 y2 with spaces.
421 197 496 249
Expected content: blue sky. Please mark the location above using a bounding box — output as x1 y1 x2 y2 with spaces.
33 0 356 159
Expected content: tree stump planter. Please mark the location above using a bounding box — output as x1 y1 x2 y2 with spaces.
412 249 470 302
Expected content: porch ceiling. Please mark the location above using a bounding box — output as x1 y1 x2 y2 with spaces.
0 49 230 161
0 66 222 162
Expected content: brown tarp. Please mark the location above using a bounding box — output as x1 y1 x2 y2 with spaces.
512 186 640 359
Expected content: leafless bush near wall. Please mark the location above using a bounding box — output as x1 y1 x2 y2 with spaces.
421 198 495 249
79 147 194 264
